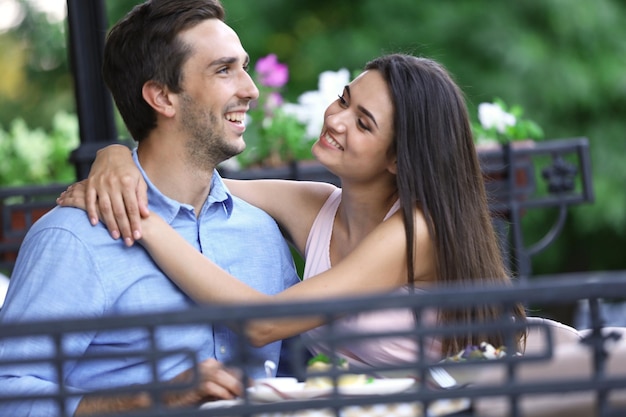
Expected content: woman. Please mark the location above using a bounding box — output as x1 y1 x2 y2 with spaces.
58 54 527 367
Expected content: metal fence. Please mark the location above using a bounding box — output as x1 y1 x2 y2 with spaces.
2 272 626 417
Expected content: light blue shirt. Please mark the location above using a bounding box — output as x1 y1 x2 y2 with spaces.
0 152 300 416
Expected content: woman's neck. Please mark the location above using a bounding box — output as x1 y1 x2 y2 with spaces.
330 182 399 263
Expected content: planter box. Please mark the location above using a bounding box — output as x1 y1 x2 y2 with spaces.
477 141 537 216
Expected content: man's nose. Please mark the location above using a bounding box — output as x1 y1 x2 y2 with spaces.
240 71 259 101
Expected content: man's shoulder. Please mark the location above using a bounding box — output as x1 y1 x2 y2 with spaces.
29 206 95 232
25 206 111 245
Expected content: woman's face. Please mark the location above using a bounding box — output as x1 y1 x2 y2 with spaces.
312 70 396 182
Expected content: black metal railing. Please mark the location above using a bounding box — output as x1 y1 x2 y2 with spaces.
0 183 68 274
1 272 626 417
477 137 593 278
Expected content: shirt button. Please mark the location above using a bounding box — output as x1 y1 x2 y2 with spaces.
219 345 226 354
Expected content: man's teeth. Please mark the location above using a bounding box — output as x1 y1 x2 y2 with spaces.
226 112 245 123
325 134 344 150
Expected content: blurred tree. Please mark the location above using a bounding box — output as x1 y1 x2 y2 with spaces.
0 0 72 131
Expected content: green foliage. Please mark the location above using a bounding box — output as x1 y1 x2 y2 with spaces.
265 110 314 161
238 106 314 168
0 112 78 186
0 0 72 131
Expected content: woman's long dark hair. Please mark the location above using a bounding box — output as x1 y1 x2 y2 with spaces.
365 54 526 356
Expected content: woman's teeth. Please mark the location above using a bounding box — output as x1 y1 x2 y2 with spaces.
325 133 344 150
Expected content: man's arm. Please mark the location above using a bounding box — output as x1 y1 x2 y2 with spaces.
75 393 151 415
0 224 107 416
74 358 243 415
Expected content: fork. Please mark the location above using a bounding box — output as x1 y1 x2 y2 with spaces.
428 366 458 389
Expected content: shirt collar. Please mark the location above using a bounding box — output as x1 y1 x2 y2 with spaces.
132 150 234 223
204 170 234 217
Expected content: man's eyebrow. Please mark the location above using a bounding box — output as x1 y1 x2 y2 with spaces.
345 85 379 128
208 57 237 67
209 54 250 68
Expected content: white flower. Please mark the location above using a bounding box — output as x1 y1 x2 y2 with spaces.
478 102 516 134
283 68 351 139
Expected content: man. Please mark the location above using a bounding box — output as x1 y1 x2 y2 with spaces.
0 0 300 414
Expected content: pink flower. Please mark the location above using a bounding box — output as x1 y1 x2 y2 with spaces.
255 54 289 88
265 92 284 110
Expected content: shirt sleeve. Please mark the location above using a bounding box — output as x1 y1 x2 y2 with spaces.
0 226 106 416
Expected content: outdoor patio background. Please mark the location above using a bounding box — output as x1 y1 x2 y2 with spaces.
0 0 624 315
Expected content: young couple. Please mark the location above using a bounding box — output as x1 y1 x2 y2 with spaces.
60 47 527 360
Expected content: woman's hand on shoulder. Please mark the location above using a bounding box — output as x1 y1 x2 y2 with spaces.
57 180 91 212
57 144 148 247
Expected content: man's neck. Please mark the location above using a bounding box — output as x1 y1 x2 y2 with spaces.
137 142 215 216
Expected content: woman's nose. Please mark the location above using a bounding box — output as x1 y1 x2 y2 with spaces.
325 111 347 133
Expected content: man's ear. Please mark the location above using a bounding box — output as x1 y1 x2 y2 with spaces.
142 81 176 118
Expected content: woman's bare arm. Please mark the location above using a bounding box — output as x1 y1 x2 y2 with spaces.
140 210 434 345
58 144 335 253
223 178 334 252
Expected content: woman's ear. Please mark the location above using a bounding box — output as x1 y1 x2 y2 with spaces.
142 81 176 118
387 156 398 175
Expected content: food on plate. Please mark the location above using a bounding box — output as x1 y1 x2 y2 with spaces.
304 354 373 388
443 341 509 362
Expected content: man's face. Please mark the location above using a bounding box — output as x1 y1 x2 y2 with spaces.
175 19 259 171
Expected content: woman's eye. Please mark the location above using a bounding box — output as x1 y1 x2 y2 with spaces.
358 119 370 131
337 94 347 106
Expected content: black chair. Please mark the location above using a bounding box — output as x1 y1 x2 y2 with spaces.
0 183 68 274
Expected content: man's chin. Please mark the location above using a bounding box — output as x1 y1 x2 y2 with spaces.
232 137 247 155
218 143 245 164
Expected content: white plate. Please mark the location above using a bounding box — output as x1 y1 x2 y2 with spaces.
248 382 331 402
340 378 416 396
428 398 472 417
200 396 471 417
247 378 416 402
439 360 505 386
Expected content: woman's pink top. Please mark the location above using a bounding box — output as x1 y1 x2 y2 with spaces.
300 189 441 369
